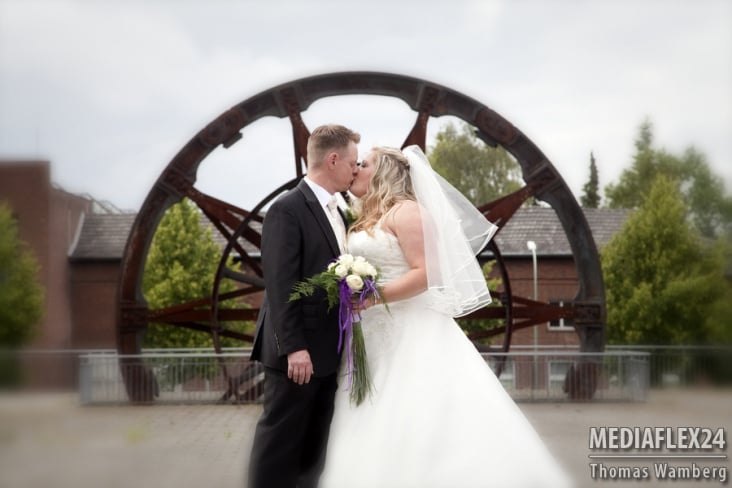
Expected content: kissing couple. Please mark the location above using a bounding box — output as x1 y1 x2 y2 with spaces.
248 124 572 488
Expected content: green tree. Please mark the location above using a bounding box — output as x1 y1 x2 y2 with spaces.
457 260 503 344
605 119 732 238
602 176 726 345
0 203 44 347
698 237 732 346
428 122 523 206
0 203 44 387
580 152 601 208
142 199 250 349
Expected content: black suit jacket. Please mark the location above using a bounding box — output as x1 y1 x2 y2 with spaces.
251 180 343 377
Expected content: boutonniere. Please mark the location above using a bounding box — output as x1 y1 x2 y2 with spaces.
339 191 359 229
343 206 358 228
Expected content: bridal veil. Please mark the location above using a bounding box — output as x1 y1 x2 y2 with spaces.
401 145 498 318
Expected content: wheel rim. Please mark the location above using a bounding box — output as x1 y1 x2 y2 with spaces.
117 71 605 401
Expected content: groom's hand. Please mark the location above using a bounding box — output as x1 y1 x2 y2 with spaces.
287 349 314 385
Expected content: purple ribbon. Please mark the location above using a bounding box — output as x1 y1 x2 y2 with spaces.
336 277 380 389
360 278 380 307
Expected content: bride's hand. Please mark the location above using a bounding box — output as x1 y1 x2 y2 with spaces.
352 294 379 313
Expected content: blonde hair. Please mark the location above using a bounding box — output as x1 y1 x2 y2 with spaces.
350 146 415 235
306 124 361 169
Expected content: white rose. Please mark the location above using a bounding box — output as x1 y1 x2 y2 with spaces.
365 264 377 277
351 260 370 276
327 261 337 271
345 274 364 292
334 264 348 278
339 254 355 267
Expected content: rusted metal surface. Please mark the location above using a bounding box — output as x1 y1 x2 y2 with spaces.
117 72 605 402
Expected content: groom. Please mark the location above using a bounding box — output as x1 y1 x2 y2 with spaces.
248 124 361 488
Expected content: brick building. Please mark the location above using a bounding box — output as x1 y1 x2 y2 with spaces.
1 160 100 350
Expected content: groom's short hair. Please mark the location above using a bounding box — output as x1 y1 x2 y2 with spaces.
307 124 361 169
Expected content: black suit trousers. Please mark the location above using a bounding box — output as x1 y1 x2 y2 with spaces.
248 367 338 488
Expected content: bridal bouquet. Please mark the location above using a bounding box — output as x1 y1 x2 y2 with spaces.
289 254 384 405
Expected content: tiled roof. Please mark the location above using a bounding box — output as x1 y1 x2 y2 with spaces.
70 207 630 260
71 214 136 260
70 213 262 260
492 207 629 256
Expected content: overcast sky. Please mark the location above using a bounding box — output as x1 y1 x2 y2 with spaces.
1 0 730 213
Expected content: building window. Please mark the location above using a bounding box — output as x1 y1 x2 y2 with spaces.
547 300 574 331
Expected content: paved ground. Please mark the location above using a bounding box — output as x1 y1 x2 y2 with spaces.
0 388 729 488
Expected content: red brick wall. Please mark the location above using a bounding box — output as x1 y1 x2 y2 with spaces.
489 257 581 348
0 160 91 349
0 162 52 345
69 261 120 349
47 187 91 348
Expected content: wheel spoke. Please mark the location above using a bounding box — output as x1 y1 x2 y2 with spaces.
401 84 440 151
185 186 263 247
222 267 265 288
150 320 254 342
401 111 429 151
149 307 259 324
477 185 535 227
280 87 311 177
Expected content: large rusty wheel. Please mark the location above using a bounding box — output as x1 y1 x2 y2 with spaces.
117 72 605 402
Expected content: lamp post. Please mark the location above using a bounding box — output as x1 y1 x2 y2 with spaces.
526 240 538 392
526 240 538 301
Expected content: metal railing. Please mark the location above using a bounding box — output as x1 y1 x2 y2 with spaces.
78 351 263 405
483 350 649 402
75 348 650 405
607 345 732 386
508 345 732 386
4 345 729 404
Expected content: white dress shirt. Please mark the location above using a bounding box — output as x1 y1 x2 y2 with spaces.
303 177 346 254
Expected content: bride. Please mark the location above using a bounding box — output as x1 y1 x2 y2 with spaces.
319 145 572 487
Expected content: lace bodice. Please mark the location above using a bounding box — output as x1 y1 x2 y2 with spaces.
347 227 410 285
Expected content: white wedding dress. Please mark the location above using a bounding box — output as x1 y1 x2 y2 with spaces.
319 227 573 488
